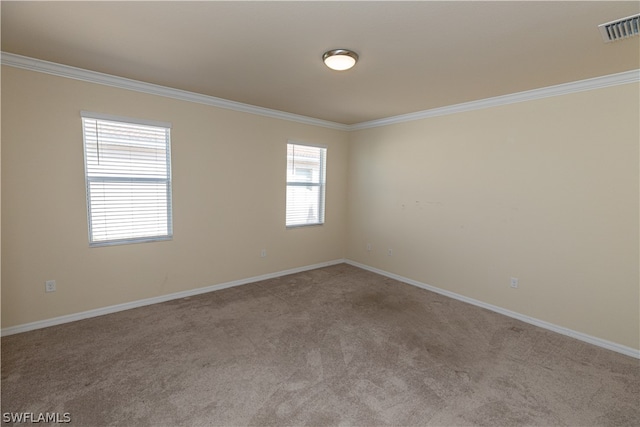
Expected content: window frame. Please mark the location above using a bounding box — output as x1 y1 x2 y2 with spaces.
81 111 173 247
285 141 327 228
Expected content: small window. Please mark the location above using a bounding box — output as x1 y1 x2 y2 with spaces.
286 142 326 227
81 112 173 246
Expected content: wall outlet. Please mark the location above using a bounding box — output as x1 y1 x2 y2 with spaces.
510 277 519 288
366 243 372 251
260 249 267 258
388 249 393 256
45 280 56 292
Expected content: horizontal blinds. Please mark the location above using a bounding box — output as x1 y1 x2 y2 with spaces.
286 143 326 227
82 115 173 245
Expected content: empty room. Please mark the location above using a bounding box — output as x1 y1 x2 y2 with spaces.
1 1 639 426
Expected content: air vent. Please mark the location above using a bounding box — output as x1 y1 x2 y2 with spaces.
599 14 640 43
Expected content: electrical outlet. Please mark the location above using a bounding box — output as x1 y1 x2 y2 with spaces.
45 280 56 293
366 243 372 251
260 249 267 258
388 249 393 256
510 277 519 288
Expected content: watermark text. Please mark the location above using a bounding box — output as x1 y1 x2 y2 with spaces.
2 412 71 424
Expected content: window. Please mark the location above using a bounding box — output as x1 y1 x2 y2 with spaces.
81 112 173 246
286 142 326 227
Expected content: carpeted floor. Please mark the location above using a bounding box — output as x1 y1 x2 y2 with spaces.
1 263 638 426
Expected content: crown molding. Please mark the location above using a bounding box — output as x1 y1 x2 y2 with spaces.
0 52 350 131
2 52 638 132
350 69 640 130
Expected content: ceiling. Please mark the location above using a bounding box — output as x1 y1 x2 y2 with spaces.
2 1 639 125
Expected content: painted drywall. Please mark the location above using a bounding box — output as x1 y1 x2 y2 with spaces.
346 82 640 350
2 62 639 353
1 66 348 327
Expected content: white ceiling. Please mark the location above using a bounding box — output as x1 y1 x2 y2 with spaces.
2 1 639 125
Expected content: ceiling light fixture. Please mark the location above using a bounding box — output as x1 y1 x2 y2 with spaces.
322 49 359 71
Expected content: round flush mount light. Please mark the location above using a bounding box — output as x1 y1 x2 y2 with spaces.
322 49 359 71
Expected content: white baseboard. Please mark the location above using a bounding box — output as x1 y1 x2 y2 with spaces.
0 259 345 337
345 259 640 359
5 258 638 360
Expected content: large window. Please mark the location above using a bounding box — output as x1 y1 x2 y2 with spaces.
81 112 173 246
286 142 326 227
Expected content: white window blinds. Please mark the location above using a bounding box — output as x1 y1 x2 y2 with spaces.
81 112 173 246
286 142 327 227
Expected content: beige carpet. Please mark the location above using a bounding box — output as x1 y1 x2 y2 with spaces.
2 264 638 426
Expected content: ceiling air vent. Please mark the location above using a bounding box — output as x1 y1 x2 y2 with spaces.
598 13 640 43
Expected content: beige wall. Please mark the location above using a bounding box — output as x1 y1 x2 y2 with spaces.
347 83 640 350
2 64 639 352
1 66 348 327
